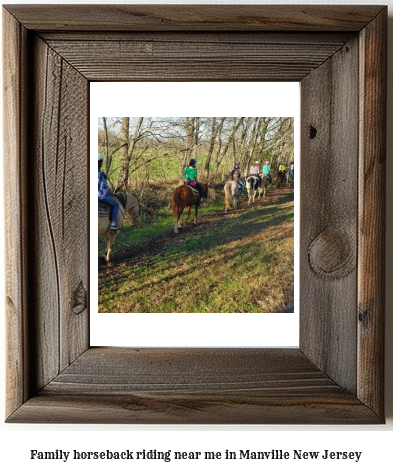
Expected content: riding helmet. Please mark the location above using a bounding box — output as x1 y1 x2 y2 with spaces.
234 163 240 169
98 152 104 161
265 160 270 164
190 158 197 165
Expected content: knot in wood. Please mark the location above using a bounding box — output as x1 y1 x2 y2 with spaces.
308 228 355 279
73 281 87 315
309 125 317 139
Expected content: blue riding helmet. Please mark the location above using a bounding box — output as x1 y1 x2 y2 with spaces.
190 158 197 165
98 152 104 161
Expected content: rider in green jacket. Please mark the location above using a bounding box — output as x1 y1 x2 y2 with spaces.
183 158 205 202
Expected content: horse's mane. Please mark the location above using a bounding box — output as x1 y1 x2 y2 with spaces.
114 191 127 209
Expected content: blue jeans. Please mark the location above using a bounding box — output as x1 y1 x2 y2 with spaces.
100 195 119 222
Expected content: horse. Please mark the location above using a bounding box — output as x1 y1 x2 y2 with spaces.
224 180 241 213
275 170 286 188
259 174 270 198
98 191 139 264
287 168 294 187
172 183 208 233
245 175 265 204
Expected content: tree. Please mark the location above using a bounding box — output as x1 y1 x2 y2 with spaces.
117 117 144 191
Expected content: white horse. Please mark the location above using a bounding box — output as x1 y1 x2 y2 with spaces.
246 175 270 204
224 180 241 213
287 169 294 187
98 192 139 264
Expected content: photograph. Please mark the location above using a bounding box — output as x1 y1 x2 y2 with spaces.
97 116 295 314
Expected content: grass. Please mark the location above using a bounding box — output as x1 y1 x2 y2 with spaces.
98 190 294 313
98 183 221 254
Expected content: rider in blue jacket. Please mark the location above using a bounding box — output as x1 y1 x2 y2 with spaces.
98 153 119 231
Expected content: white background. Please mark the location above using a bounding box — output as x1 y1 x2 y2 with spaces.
1 1 392 473
91 82 300 347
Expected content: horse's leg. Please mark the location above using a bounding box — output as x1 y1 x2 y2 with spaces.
184 205 192 226
174 207 181 233
194 204 199 225
174 203 186 232
105 233 113 265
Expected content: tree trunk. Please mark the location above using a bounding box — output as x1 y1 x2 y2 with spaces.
245 117 262 173
118 117 143 191
204 117 225 179
212 117 245 178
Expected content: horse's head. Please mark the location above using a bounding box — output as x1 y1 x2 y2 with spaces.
125 192 140 221
114 191 127 209
202 182 209 199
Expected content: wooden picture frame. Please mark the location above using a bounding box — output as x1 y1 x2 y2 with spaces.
3 5 386 424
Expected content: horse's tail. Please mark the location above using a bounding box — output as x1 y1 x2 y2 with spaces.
224 182 231 209
172 187 182 221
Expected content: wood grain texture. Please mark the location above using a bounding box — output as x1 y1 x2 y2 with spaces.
3 8 30 418
300 36 359 394
3 4 386 424
27 36 90 391
7 349 379 424
3 5 384 32
358 9 387 417
46 36 348 82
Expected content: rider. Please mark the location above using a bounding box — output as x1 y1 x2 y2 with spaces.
249 160 262 186
231 163 245 195
262 160 272 184
278 161 287 173
98 153 120 231
183 158 205 203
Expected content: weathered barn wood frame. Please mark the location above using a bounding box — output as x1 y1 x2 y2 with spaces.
3 5 386 423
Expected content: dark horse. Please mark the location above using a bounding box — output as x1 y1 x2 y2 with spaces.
245 175 261 204
275 170 286 188
172 183 208 233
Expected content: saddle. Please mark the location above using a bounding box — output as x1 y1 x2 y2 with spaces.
185 184 200 196
98 201 111 216
98 192 126 216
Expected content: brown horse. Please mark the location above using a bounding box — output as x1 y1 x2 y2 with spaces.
172 183 208 233
275 170 286 188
